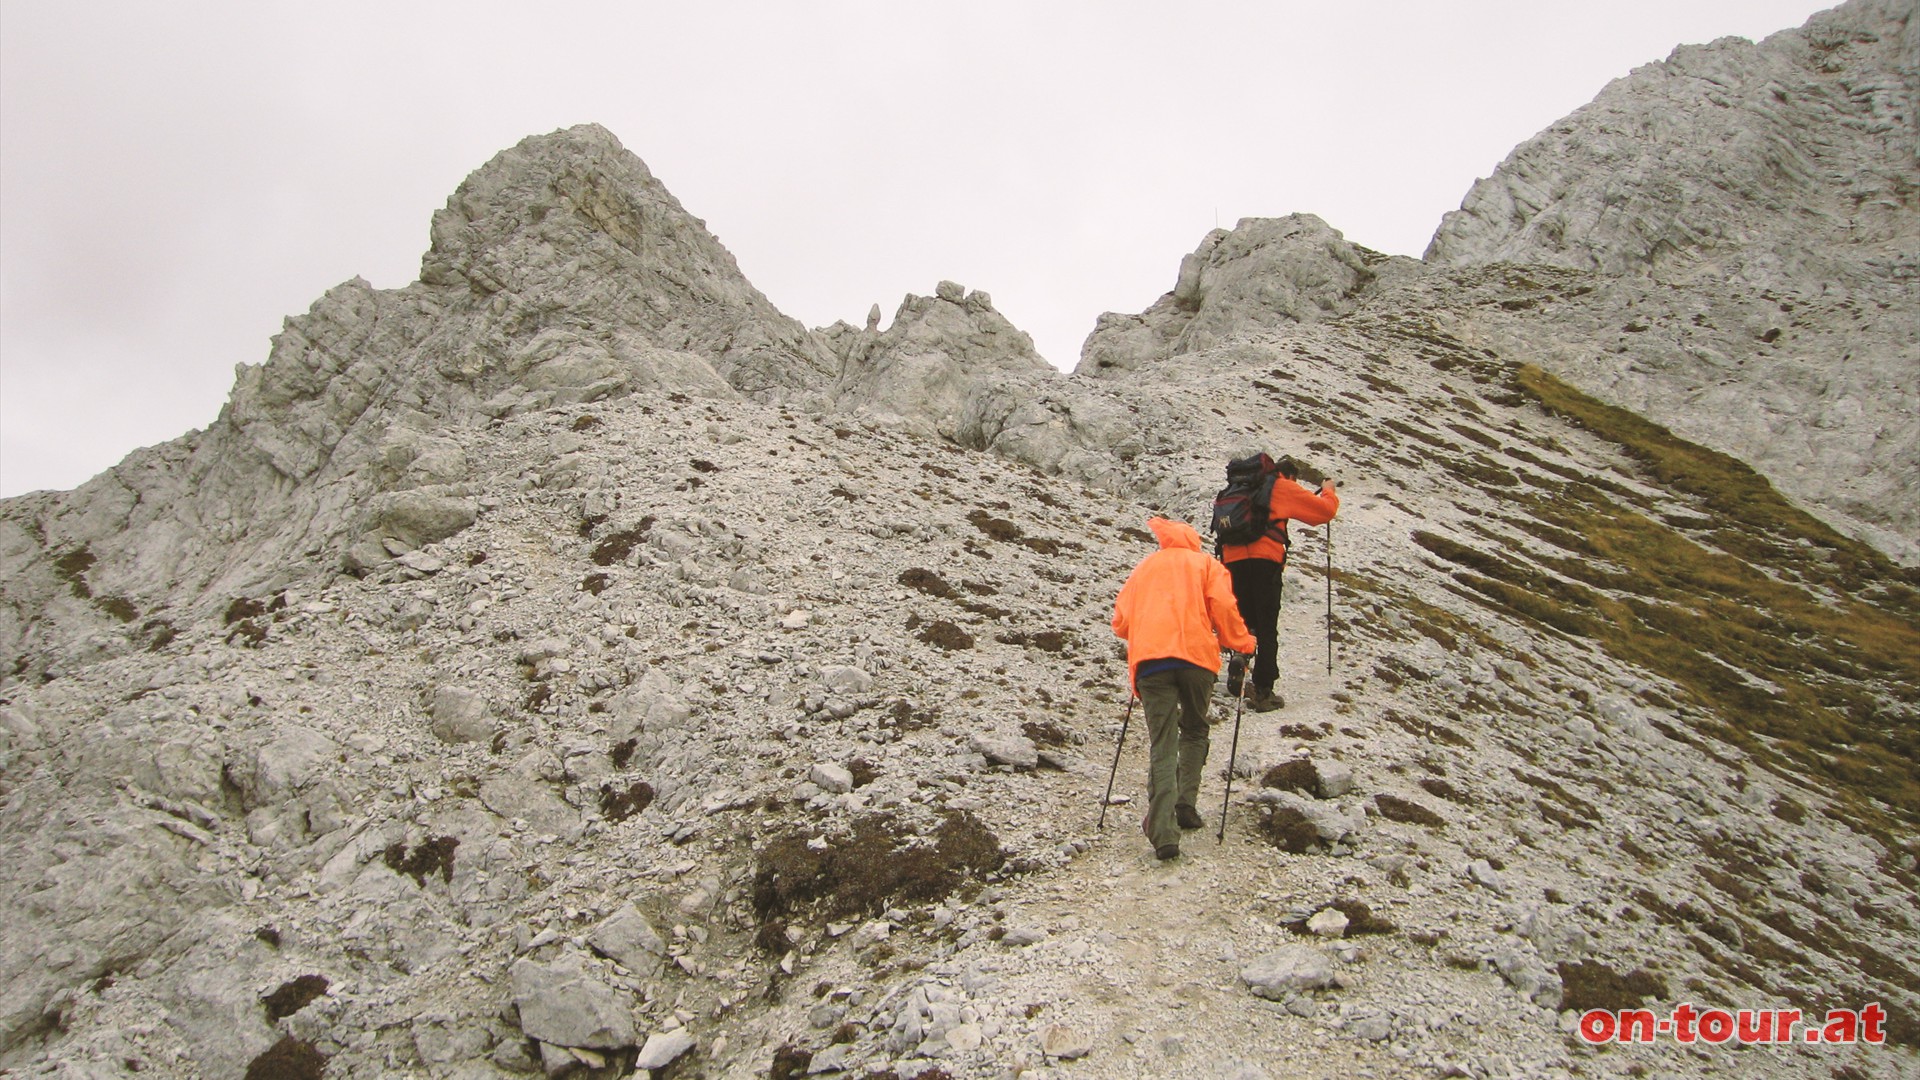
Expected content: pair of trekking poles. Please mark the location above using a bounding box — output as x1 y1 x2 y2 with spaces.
1096 665 1249 843
1098 520 1334 841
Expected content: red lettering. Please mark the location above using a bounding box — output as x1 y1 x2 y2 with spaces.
1861 1002 1886 1045
1823 1009 1859 1044
1578 1010 1616 1043
1620 1009 1657 1043
1736 1009 1771 1043
1698 1009 1734 1044
1673 1003 1699 1043
1778 1009 1802 1043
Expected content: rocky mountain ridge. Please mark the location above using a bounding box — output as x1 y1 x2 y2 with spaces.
2 2 1918 1078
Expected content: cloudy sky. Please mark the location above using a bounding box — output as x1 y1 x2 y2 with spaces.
1 1 1836 498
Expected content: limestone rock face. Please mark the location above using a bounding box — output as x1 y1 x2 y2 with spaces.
1424 0 1919 561
1077 214 1377 376
1426 0 1917 284
818 281 1054 440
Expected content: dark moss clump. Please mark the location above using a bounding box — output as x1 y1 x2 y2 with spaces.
899 568 958 599
140 618 178 652
225 596 268 625
53 547 96 599
1771 796 1808 825
752 810 1005 927
262 975 329 1021
599 781 655 823
383 835 458 886
590 517 655 566
98 595 139 622
1020 721 1071 747
1330 900 1397 935
916 620 974 651
1556 960 1667 1013
1374 794 1446 827
769 1044 813 1080
581 572 611 596
1261 759 1318 793
244 1035 328 1080
1418 777 1472 803
1258 805 1321 853
610 738 638 769
966 510 1022 543
847 759 880 787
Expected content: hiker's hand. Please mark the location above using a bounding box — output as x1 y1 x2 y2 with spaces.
1320 479 1337 496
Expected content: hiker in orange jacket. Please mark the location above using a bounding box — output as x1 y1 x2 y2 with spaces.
1219 455 1339 712
1112 517 1257 860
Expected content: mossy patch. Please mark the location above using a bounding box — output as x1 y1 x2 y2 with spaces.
1257 805 1321 853
1555 960 1667 1013
244 1035 327 1080
599 781 655 823
1260 759 1318 794
383 835 457 886
590 517 655 566
915 620 974 651
899 568 958 599
261 975 329 1021
752 810 1005 927
52 547 95 599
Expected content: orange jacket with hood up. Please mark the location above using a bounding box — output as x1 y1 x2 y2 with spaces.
1219 475 1340 564
1111 517 1257 689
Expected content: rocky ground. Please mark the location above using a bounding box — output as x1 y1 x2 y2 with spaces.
1 4 1917 1073
3 309 1915 1078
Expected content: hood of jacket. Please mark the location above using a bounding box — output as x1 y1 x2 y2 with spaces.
1148 516 1204 553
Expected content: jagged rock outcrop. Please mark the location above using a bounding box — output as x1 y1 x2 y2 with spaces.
0 124 838 671
1424 0 1919 563
1076 214 1378 376
816 280 1054 440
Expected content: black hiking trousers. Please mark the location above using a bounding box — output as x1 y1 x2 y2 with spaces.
1227 554 1284 694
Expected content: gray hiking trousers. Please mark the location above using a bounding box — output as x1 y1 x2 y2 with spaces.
1138 666 1214 849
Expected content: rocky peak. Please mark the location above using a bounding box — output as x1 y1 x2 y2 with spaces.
1425 0 1917 289
817 280 1054 440
1419 0 1919 564
1075 214 1380 376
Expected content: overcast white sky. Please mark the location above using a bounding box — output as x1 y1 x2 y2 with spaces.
1 1 1837 498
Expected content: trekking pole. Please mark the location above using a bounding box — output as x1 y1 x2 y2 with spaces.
1097 694 1137 829
1325 523 1335 674
1217 664 1248 844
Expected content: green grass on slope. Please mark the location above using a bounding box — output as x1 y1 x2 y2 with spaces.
1423 365 1920 839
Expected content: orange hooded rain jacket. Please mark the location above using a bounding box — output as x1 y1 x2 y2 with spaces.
1219 475 1341 564
1111 517 1258 690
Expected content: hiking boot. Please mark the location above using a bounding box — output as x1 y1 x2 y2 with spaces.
1249 688 1284 712
1155 843 1181 861
1175 804 1204 830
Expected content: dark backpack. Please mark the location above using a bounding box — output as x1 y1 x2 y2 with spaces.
1210 454 1290 548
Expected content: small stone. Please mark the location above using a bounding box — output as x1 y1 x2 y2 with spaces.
946 1023 983 1052
1306 908 1350 938
1314 759 1354 799
810 762 854 794
1037 1023 1092 1059
969 733 1040 770
633 1028 695 1070
999 925 1048 947
1241 944 1337 999
1467 860 1507 892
